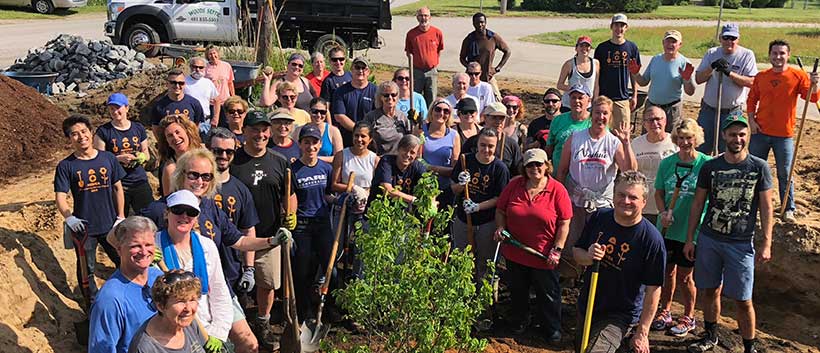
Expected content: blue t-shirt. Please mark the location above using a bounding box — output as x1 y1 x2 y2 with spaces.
215 176 260 229
269 139 301 164
644 53 690 105
150 94 205 126
292 159 333 218
88 267 163 353
331 82 377 145
397 92 429 121
575 209 666 325
54 151 126 236
450 153 510 225
594 40 641 101
697 154 773 242
140 197 244 292
320 72 352 101
370 154 426 202
95 121 149 187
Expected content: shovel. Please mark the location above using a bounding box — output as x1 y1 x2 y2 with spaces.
301 172 357 352
281 234 302 353
661 162 694 235
69 224 91 345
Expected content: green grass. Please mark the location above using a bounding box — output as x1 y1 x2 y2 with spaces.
393 0 820 23
0 4 105 20
521 26 820 63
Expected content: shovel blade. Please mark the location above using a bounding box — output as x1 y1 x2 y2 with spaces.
300 321 320 352
310 321 330 345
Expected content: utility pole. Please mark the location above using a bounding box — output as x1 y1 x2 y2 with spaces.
256 0 273 65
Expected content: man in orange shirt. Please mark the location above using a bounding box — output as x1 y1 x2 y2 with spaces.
747 39 819 222
405 6 444 105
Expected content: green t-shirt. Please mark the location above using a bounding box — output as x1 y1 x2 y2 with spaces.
546 112 591 172
653 152 710 243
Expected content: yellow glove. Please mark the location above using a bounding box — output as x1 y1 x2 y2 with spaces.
284 213 297 230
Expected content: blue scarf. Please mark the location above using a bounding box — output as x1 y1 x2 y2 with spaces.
160 230 209 295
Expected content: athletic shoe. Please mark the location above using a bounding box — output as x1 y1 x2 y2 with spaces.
651 309 672 331
669 315 696 337
687 333 718 353
783 211 796 223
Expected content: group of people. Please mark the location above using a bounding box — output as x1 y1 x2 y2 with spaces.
52 6 819 353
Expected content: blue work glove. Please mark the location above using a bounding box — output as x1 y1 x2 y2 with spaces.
238 266 255 292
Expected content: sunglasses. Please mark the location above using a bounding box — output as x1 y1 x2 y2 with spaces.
169 205 200 217
543 99 561 104
186 171 214 182
394 76 410 81
434 106 451 114
467 72 481 76
282 95 297 101
161 270 198 284
382 93 398 98
191 65 205 69
167 80 185 86
272 119 293 125
721 36 737 41
505 105 520 110
290 62 304 68
211 147 235 156
227 109 245 114
330 57 345 62
353 65 368 71
526 162 545 168
459 110 476 115
310 109 327 115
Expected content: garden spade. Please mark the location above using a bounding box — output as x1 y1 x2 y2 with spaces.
69 224 91 345
281 234 302 353
301 172 356 352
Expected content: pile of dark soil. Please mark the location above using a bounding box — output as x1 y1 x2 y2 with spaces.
0 75 67 180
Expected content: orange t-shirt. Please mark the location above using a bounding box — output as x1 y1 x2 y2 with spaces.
747 66 819 137
404 26 444 70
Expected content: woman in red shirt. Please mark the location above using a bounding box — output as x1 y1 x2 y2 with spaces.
494 148 572 342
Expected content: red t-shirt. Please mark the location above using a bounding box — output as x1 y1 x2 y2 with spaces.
306 71 329 98
496 176 573 269
404 25 444 70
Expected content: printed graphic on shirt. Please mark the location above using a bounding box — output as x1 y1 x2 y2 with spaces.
75 167 112 192
214 194 238 222
110 136 141 154
600 231 633 271
604 49 631 67
706 169 758 235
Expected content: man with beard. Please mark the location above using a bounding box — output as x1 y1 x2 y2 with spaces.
150 69 205 137
185 57 220 131
526 87 562 149
746 39 819 223
230 111 297 350
684 112 773 353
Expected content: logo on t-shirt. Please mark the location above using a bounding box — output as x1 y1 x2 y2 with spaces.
252 169 267 186
603 233 632 269
76 167 110 192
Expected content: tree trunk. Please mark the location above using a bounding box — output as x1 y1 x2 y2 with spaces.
500 0 508 14
256 0 273 65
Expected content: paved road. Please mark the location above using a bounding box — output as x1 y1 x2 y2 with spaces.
0 12 816 119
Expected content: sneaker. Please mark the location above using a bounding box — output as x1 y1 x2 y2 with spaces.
543 330 562 344
783 210 796 223
250 317 279 350
687 333 718 353
669 315 696 337
651 309 673 331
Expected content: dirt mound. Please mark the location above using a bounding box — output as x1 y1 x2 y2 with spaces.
0 75 67 180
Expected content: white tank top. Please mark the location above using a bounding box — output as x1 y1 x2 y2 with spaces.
566 129 620 209
342 148 377 189
561 56 596 109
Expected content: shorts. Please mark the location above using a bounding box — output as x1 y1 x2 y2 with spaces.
232 295 246 323
610 99 631 130
664 238 694 268
693 232 755 301
254 246 281 290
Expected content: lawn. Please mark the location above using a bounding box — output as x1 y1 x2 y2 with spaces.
393 0 820 23
521 26 820 63
0 2 104 20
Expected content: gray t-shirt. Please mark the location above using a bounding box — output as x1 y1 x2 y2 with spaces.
127 319 206 353
697 46 758 109
362 108 411 156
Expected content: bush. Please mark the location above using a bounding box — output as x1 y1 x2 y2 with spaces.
521 0 553 10
661 0 689 4
519 0 660 12
740 0 771 7
724 0 742 8
768 0 788 7
498 0 517 10
623 0 662 12
703 0 716 5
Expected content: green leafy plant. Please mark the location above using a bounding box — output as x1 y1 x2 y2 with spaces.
333 172 492 353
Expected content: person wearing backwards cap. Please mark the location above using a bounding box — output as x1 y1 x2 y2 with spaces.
94 93 154 215
629 30 696 132
594 13 640 129
332 56 378 146
683 112 773 353
557 36 599 113
694 23 758 155
545 84 592 167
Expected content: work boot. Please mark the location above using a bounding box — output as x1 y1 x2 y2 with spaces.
250 317 280 351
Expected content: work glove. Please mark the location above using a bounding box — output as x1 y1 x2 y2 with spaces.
463 199 480 214
547 247 562 266
710 58 731 76
65 216 86 233
407 108 420 124
153 248 163 265
284 213 297 230
627 58 641 75
350 185 368 214
457 170 471 186
203 336 223 353
238 266 255 292
679 62 695 81
269 227 292 248
130 152 148 168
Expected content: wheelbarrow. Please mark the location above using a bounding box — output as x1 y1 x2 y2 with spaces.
3 71 59 95
227 60 263 94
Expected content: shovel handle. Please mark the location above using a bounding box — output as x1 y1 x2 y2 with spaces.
284 168 292 216
780 58 818 215
460 155 475 253
320 172 356 296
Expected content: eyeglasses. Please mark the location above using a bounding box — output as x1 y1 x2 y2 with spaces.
330 57 345 62
186 171 214 182
310 109 327 115
282 95 297 101
169 205 200 217
271 119 293 126
227 109 245 114
394 76 410 81
526 162 545 168
543 99 561 104
644 117 663 123
434 106 451 114
211 147 235 156
381 93 398 98
505 105 520 110
161 270 198 284
290 62 304 68
191 65 205 70
721 36 737 41
167 80 186 86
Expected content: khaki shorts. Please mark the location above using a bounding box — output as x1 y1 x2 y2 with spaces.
254 246 281 290
610 99 631 130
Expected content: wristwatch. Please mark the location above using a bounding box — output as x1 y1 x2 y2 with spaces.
553 246 563 252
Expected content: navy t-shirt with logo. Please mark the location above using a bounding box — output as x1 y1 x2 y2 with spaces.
450 153 510 225
95 121 149 187
370 155 426 202
594 40 641 101
150 94 205 126
575 209 666 325
214 176 260 230
320 72 352 101
269 140 301 165
292 159 333 218
331 82 377 145
54 151 126 236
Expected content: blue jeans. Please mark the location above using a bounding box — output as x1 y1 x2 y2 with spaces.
749 133 795 212
696 103 741 155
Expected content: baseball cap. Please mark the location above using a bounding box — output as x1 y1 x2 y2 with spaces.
244 110 271 127
351 56 370 68
523 148 549 166
721 23 740 38
455 97 478 113
269 109 295 122
544 87 562 99
482 102 508 117
166 189 201 213
106 93 129 107
299 124 322 141
576 36 592 46
722 111 749 131
568 83 591 97
611 13 628 25
664 30 682 42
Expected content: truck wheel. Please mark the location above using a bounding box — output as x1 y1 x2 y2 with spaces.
32 0 54 14
124 23 161 57
314 34 347 59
